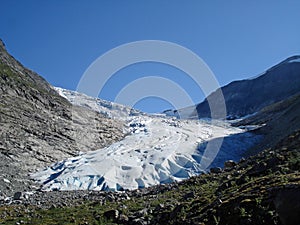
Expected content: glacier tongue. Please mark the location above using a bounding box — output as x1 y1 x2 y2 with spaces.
32 88 261 191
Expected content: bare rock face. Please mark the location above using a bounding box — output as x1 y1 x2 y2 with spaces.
0 39 125 196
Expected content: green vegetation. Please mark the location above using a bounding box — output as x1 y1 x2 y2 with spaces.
0 63 31 88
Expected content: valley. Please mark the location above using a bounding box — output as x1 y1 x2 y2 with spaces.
32 88 261 191
0 39 299 225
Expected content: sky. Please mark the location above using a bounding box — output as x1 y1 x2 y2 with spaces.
1 1 300 113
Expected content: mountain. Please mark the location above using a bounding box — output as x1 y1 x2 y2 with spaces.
32 88 262 192
172 56 300 119
2 39 298 194
0 41 299 225
0 40 124 196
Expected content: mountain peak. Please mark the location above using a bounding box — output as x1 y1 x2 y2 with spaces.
190 55 300 119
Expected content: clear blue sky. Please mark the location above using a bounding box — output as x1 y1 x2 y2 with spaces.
1 1 300 112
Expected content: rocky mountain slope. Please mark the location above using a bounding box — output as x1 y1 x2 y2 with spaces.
0 40 125 196
234 93 300 155
172 56 300 119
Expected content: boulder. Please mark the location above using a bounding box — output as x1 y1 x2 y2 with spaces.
224 160 236 170
104 209 119 221
274 187 300 225
13 192 23 200
210 167 222 174
246 162 267 176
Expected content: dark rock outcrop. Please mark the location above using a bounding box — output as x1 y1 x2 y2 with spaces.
192 56 300 119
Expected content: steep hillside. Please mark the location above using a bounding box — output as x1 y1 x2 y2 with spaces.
0 40 124 196
177 56 300 119
234 93 300 155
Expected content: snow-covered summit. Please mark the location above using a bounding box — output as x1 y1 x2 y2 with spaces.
32 88 261 192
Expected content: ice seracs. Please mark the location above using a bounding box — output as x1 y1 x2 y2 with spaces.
32 88 261 191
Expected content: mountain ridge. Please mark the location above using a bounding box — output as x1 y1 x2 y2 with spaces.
203 55 300 118
167 55 300 120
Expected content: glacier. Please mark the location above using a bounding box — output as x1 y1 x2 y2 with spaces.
32 88 262 191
